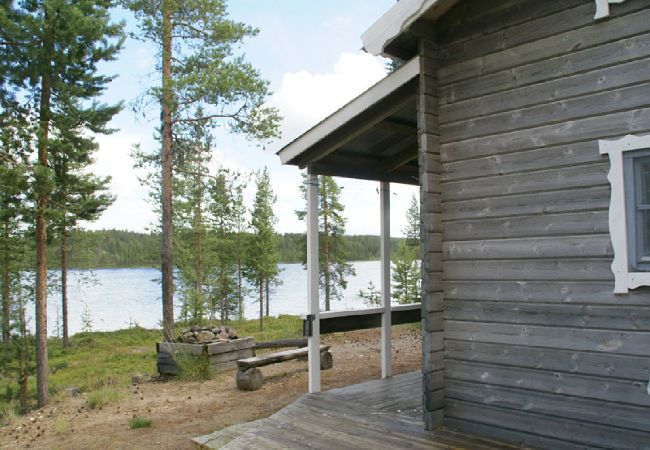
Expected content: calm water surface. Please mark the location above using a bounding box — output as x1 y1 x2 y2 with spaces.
33 261 384 336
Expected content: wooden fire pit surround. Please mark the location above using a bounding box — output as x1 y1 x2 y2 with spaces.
156 336 333 390
156 337 255 375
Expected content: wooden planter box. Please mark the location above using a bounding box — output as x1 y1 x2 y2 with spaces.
156 337 255 375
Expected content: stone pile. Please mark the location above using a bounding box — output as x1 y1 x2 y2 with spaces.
177 325 238 344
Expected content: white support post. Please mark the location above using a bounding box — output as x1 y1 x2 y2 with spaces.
380 181 392 379
307 173 321 393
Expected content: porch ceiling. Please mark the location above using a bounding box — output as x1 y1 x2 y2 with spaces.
276 57 420 186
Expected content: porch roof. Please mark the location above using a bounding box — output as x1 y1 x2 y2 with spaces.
276 57 420 186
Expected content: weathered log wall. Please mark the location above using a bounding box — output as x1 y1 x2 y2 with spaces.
431 0 650 448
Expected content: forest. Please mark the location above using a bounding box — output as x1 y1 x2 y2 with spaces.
44 230 403 268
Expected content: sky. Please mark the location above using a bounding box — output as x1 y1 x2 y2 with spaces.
87 0 418 237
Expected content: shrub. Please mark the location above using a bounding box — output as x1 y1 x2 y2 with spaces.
87 388 121 409
173 351 212 381
129 416 152 429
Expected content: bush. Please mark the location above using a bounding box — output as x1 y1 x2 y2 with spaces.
129 416 152 429
87 388 121 409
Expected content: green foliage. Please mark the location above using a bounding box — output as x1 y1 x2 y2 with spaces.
358 281 381 307
80 303 93 333
172 351 212 381
297 174 356 311
129 416 152 429
87 388 121 409
246 168 280 329
392 194 420 304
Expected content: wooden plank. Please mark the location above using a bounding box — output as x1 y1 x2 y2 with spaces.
442 57 650 124
444 235 612 260
205 337 255 355
255 338 307 349
443 186 611 221
443 259 613 281
446 399 648 450
445 340 650 381
442 163 608 202
444 300 650 330
439 6 650 85
157 342 205 356
439 0 627 66
441 32 650 105
442 82 650 144
237 345 329 370
441 108 650 162
443 280 650 306
445 321 650 356
446 379 650 433
437 0 584 47
208 348 254 364
444 211 609 241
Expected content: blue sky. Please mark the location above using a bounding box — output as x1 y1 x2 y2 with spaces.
88 0 418 236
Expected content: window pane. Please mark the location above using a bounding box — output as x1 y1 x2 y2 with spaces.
642 161 650 204
642 210 650 259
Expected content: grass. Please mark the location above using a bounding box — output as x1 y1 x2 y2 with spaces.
54 415 68 434
129 416 152 429
87 388 121 409
0 315 303 414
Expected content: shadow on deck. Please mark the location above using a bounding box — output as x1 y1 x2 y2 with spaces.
193 371 525 449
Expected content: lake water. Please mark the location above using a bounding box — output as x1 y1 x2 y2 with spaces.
31 261 384 336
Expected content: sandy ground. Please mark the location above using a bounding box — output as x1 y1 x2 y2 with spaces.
0 327 421 450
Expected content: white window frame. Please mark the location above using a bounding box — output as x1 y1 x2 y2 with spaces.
600 134 650 294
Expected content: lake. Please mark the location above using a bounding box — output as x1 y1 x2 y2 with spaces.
32 261 384 336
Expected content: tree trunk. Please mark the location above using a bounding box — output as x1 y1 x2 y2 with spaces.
194 177 203 322
19 302 28 411
2 222 10 343
35 22 53 406
258 278 263 331
237 234 243 321
322 191 331 312
220 266 226 324
160 0 174 342
61 227 69 348
265 277 270 317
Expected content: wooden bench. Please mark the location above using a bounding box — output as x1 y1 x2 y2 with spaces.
236 345 333 391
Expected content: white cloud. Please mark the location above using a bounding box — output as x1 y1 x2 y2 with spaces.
271 51 387 145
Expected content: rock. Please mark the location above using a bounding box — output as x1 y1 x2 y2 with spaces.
227 328 237 339
196 330 214 343
64 387 80 397
217 331 229 340
131 373 149 385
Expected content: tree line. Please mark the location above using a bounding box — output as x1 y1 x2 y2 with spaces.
42 229 397 268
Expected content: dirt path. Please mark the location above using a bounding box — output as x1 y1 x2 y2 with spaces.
0 327 421 449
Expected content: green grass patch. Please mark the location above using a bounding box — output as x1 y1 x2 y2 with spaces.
87 388 121 409
54 415 68 434
0 315 303 413
129 416 152 429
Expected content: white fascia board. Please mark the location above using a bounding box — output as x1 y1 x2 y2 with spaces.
277 56 420 166
362 0 460 57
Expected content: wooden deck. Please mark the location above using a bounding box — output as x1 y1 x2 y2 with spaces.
193 372 525 449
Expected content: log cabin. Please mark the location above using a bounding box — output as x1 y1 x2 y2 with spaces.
276 0 650 448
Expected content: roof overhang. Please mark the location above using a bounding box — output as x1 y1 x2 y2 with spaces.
361 0 460 59
277 57 420 186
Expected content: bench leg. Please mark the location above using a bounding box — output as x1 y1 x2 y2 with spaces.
236 368 263 391
320 351 333 370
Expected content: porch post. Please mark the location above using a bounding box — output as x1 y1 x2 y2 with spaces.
380 181 392 379
307 172 321 393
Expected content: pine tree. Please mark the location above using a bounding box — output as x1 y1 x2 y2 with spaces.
392 194 420 304
125 0 280 341
50 128 114 348
247 168 279 330
3 0 123 406
297 175 355 311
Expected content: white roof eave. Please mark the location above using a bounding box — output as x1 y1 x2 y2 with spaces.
361 0 459 57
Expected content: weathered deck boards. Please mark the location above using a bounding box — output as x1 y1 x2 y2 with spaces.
193 372 526 450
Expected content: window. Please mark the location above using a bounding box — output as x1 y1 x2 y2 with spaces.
600 134 650 293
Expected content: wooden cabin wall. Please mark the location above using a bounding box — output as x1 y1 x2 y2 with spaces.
434 0 650 448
